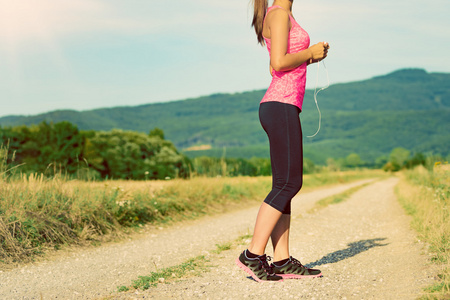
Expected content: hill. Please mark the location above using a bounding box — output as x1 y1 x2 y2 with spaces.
1 68 449 164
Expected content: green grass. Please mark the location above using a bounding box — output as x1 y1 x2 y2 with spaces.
117 233 253 293
396 164 449 299
117 255 210 292
131 255 209 290
307 182 372 214
236 233 253 245
213 242 232 254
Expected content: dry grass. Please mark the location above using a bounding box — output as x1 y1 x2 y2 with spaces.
0 175 271 267
396 164 449 298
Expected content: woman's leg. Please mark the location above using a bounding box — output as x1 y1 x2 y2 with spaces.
247 203 282 255
268 102 302 262
248 102 303 257
271 214 291 261
247 207 291 260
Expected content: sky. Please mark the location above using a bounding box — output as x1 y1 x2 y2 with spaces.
0 0 449 117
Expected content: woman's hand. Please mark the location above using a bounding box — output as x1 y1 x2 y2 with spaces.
308 42 330 64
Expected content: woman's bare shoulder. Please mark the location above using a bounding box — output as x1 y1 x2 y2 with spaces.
265 7 290 26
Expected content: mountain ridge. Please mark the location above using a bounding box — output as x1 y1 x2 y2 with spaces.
1 68 449 163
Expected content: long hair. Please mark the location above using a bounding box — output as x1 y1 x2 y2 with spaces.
252 0 268 45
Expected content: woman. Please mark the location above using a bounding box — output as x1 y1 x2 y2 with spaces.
235 0 329 282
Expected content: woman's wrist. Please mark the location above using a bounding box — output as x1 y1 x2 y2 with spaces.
306 48 313 61
306 48 313 65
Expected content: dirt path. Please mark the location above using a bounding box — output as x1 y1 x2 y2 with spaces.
0 178 435 299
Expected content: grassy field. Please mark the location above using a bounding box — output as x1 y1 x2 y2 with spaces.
396 163 450 299
0 147 385 268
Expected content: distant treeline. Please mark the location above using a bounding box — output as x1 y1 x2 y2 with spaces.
0 121 444 180
1 121 189 180
0 121 273 179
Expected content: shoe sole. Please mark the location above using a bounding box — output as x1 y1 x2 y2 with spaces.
235 258 283 283
278 273 323 279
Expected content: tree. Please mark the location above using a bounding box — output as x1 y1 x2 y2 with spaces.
375 155 388 169
389 147 411 171
405 152 426 169
149 127 165 140
0 121 85 174
326 158 340 171
345 153 362 168
85 129 189 180
303 158 316 174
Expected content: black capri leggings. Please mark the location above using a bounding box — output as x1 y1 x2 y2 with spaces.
259 101 303 215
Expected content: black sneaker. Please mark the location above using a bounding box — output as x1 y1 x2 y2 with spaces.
235 251 283 282
270 256 322 279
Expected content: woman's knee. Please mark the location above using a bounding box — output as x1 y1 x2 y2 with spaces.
288 175 303 196
273 179 302 199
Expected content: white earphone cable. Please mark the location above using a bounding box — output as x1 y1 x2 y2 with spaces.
307 60 329 138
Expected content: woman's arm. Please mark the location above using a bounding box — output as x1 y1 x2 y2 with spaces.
266 9 328 72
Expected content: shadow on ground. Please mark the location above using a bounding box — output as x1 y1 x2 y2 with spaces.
305 238 389 268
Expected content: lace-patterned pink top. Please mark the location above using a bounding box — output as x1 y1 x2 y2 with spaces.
260 6 310 110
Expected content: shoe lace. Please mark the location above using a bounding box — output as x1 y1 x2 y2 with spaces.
258 255 275 274
289 256 305 268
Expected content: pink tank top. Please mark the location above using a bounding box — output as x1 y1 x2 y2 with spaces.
260 6 310 110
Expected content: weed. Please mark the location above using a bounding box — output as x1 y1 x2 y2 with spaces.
117 286 129 292
236 233 253 245
119 255 210 291
213 242 232 254
117 233 255 293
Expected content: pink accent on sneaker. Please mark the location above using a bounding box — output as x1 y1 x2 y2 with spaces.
235 258 283 283
278 272 323 279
